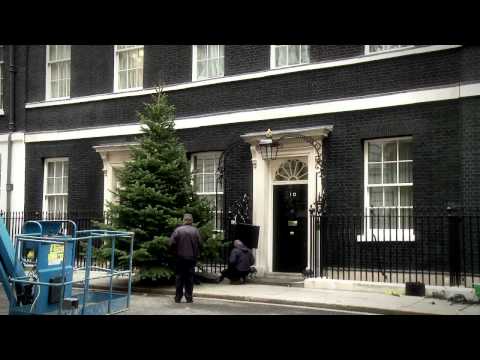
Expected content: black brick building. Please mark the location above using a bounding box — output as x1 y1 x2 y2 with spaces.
0 44 479 276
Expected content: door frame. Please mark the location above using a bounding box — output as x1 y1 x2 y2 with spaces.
242 126 332 276
272 182 309 272
267 151 316 273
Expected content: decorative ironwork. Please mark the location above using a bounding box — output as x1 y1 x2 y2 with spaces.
227 193 251 225
275 159 308 181
256 130 327 216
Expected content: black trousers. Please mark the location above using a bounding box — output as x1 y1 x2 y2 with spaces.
221 266 250 282
175 258 196 300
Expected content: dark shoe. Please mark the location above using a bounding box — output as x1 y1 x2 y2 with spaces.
186 298 193 303
174 297 182 303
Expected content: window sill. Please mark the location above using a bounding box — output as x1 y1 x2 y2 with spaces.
114 86 144 94
356 229 415 242
364 46 416 56
270 62 311 71
192 75 225 82
45 96 70 102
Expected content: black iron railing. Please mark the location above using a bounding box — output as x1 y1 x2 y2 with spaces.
0 210 109 269
308 210 480 288
0 210 232 273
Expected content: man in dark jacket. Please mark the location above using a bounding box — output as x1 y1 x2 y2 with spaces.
219 240 254 284
169 213 202 303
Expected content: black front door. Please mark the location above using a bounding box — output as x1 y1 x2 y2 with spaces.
273 184 308 272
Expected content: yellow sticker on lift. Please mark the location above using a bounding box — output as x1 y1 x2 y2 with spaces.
48 244 64 266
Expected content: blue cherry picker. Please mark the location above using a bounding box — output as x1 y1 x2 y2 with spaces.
0 215 134 315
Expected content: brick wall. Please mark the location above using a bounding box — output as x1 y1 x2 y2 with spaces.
24 47 464 132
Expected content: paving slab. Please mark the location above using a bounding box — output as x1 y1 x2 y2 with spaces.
75 274 480 315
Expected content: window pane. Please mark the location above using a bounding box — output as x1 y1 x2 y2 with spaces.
301 45 310 63
383 142 397 161
53 161 60 177
209 45 219 58
400 187 413 206
276 46 287 67
368 143 382 162
399 140 412 160
62 177 68 193
51 81 59 98
193 174 202 193
203 194 216 208
128 69 136 89
370 208 397 229
288 45 300 65
384 208 398 229
48 162 55 177
138 48 144 67
204 174 215 193
399 162 412 183
47 178 54 194
57 45 65 59
192 156 199 172
54 177 62 193
197 45 207 61
49 45 57 61
62 161 68 177
119 71 127 89
383 163 397 184
219 45 224 57
384 186 398 206
197 60 207 79
51 63 59 81
65 45 71 59
119 52 128 71
129 50 138 69
368 164 382 184
400 208 413 229
203 159 215 173
59 78 65 97
136 68 143 87
47 196 55 213
369 188 383 207
208 59 219 77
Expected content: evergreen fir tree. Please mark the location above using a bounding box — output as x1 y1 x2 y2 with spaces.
104 90 220 281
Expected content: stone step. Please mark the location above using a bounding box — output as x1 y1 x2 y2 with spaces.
264 272 304 280
249 277 305 288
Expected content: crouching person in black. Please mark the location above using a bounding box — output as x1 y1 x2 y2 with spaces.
219 240 254 284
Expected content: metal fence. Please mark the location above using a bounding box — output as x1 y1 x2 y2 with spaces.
0 211 109 268
308 210 480 288
0 210 232 273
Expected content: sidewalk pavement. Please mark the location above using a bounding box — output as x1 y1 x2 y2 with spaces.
77 272 480 315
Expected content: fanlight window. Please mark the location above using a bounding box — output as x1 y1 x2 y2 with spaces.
275 159 308 181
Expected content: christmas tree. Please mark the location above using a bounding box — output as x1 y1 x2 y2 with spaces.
103 90 220 281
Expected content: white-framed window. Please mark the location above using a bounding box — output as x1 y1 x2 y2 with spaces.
46 45 71 100
114 45 144 92
361 137 413 241
365 45 414 55
192 45 224 81
43 158 69 215
270 45 310 69
191 152 224 231
0 62 4 111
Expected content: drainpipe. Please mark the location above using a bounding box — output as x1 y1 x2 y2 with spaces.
6 45 15 213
